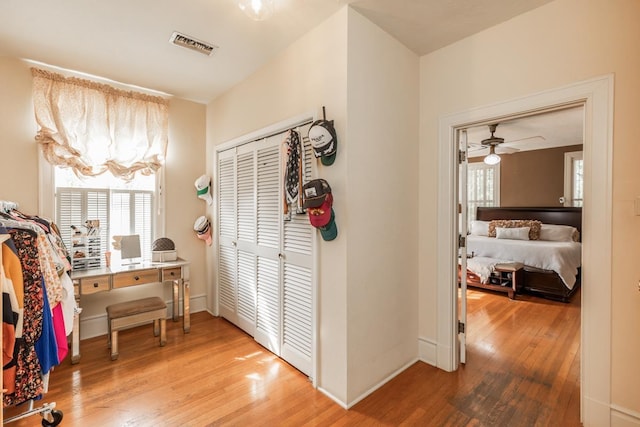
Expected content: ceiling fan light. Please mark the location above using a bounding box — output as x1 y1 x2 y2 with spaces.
238 0 274 21
483 145 501 165
484 153 501 165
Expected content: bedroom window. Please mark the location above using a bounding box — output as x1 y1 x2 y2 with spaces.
564 151 583 207
467 162 500 222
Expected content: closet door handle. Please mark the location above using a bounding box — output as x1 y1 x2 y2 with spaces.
232 241 237 247
278 253 284 259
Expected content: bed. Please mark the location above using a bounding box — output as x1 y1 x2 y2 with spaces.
466 206 582 302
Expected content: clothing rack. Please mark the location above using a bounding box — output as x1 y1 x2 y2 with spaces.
1 201 65 426
3 401 61 425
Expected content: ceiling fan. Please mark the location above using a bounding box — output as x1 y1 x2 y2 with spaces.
467 123 519 164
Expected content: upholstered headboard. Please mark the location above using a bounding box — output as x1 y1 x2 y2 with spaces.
476 207 582 234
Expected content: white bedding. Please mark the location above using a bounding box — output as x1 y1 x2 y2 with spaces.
467 235 582 289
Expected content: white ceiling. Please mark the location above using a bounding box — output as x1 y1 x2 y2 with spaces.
466 106 584 157
1 0 579 150
0 0 553 104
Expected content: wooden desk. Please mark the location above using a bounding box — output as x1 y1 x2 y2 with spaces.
70 258 190 363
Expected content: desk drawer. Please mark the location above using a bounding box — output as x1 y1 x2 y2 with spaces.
79 275 111 295
113 269 159 289
162 267 182 282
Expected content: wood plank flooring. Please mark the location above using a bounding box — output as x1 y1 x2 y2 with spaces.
3 288 581 426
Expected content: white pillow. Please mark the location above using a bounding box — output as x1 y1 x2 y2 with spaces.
495 226 530 240
539 224 579 242
469 220 490 236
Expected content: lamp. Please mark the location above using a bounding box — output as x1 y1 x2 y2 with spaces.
238 0 274 21
484 145 501 165
481 124 503 165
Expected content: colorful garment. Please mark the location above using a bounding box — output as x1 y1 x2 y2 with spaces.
3 228 44 407
283 129 304 215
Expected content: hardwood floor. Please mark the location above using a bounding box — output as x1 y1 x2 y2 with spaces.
3 289 581 426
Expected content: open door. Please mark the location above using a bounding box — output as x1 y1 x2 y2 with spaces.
457 129 469 364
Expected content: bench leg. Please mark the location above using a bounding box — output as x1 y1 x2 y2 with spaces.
110 330 119 361
160 319 166 347
107 318 112 348
153 319 160 337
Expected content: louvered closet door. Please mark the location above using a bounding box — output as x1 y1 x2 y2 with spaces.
217 149 239 324
280 135 314 375
253 137 283 356
217 144 262 337
235 144 257 335
216 122 315 377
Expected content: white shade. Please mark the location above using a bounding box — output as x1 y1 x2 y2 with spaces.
483 145 501 165
32 68 168 180
238 0 274 21
484 153 501 165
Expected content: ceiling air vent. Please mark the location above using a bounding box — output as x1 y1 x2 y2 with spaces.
169 31 218 56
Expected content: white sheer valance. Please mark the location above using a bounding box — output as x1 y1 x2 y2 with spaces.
31 68 169 180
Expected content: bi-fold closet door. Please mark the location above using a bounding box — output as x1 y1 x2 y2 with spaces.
217 127 315 377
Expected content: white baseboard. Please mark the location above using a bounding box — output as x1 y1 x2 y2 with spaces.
611 404 640 427
419 336 459 372
316 358 419 410
582 395 612 427
79 293 208 340
345 358 418 409
418 337 437 367
315 387 348 410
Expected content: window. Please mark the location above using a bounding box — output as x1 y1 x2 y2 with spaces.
54 167 158 265
32 67 168 266
467 162 500 222
564 151 583 207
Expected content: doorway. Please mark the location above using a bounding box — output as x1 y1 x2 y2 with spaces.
456 107 584 419
435 75 613 423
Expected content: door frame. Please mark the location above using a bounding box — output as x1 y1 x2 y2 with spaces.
436 75 613 425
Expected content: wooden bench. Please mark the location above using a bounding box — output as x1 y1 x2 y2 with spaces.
461 261 524 299
106 296 167 360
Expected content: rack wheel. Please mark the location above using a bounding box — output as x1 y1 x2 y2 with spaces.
42 409 63 427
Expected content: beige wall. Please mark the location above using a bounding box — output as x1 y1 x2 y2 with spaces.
164 97 208 313
0 58 39 213
419 0 640 417
500 145 582 206
345 10 419 402
0 57 207 335
208 7 420 406
470 144 583 206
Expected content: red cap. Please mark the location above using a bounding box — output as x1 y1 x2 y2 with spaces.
307 193 333 228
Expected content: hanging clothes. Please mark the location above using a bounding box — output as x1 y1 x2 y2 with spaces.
4 227 45 406
2 263 19 390
1 205 74 408
282 129 304 217
1 227 24 395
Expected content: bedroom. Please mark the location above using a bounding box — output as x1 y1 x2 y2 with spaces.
462 106 584 302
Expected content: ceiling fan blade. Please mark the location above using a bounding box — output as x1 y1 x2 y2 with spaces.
505 135 546 145
495 146 519 154
467 143 486 152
